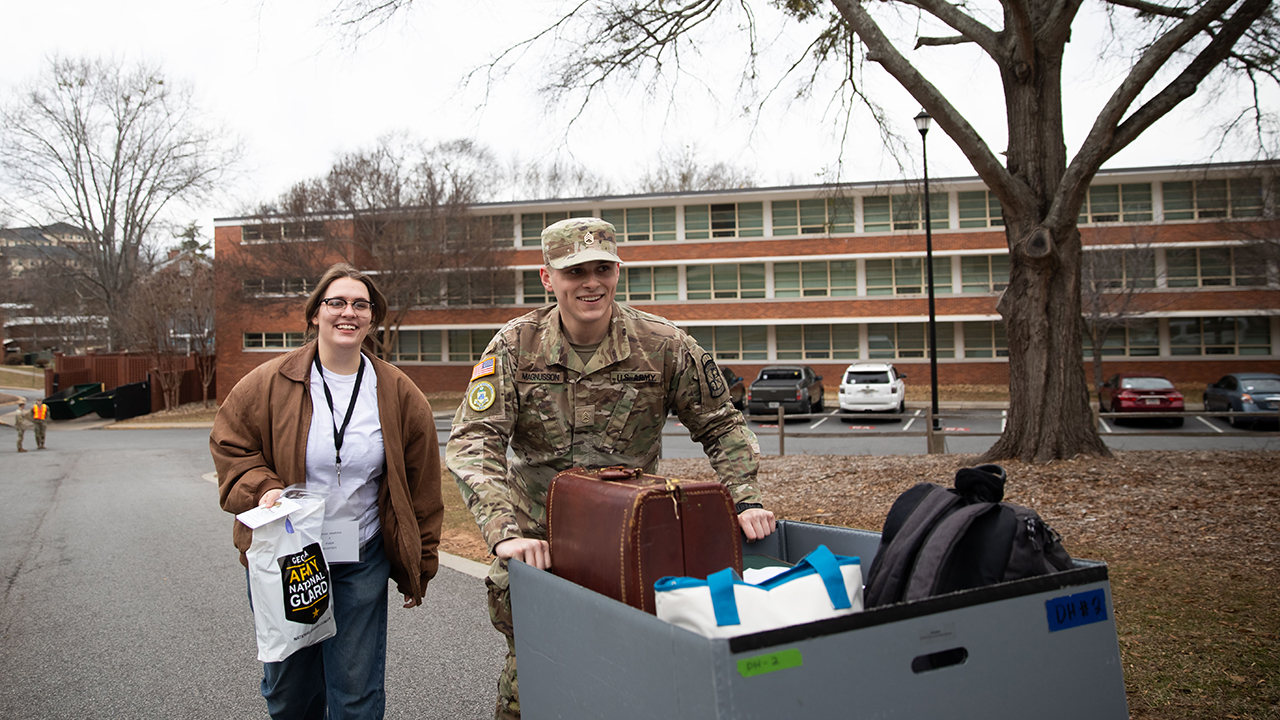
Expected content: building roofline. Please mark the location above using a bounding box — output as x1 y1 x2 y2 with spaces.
213 158 1280 225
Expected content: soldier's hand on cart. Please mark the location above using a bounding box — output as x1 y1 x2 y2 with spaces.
739 508 776 540
496 537 552 570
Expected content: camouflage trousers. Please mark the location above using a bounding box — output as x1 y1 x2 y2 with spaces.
487 560 520 720
16 422 45 451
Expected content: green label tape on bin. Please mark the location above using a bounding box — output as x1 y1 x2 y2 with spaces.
737 649 803 678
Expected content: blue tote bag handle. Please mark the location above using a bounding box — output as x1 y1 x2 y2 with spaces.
707 568 741 627
804 545 852 610
758 544 853 609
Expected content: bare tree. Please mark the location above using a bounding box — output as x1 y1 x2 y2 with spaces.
1079 230 1168 393
505 156 616 200
121 265 192 411
335 0 1276 461
638 145 758 193
0 56 239 350
230 136 509 360
169 223 218 406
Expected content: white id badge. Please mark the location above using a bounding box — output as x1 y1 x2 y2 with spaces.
322 520 361 563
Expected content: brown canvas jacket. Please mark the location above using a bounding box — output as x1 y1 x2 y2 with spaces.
210 342 443 601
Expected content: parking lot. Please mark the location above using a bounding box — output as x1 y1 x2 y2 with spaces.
658 406 1280 458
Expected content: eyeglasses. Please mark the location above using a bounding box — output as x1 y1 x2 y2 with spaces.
320 297 374 314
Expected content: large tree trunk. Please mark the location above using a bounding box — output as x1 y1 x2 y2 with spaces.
981 22 1111 462
985 222 1110 461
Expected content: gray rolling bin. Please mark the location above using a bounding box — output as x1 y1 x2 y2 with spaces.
511 519 1128 719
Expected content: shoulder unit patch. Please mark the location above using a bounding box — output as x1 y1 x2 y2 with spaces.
467 380 497 412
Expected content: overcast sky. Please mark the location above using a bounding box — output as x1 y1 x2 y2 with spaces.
3 0 1272 242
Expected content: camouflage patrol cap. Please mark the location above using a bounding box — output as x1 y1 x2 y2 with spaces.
542 217 622 270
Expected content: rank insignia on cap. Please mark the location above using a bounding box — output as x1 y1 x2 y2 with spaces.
467 381 496 412
471 357 496 381
582 231 595 246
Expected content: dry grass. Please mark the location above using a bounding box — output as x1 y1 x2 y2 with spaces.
0 366 46 390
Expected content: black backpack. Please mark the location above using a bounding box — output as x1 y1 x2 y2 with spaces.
863 464 1073 608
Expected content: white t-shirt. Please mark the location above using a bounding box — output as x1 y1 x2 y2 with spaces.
306 354 385 545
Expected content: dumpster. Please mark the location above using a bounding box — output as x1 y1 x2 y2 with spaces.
511 519 1127 719
84 388 117 419
110 381 151 421
43 382 104 420
81 381 151 420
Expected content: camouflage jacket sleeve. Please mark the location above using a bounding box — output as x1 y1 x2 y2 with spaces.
669 335 764 506
444 334 522 551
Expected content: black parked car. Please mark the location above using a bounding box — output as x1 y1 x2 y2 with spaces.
1203 372 1280 428
745 365 825 417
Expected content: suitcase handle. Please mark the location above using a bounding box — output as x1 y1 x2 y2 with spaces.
598 467 645 481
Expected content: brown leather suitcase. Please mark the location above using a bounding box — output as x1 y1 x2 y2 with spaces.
547 467 743 613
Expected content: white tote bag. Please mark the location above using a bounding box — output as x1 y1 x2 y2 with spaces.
244 487 337 662
654 544 863 639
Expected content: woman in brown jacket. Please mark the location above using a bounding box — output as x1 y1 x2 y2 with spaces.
211 263 443 720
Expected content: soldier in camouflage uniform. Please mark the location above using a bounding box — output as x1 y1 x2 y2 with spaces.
14 400 29 452
446 217 776 720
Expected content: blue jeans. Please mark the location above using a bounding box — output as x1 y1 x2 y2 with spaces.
249 533 391 720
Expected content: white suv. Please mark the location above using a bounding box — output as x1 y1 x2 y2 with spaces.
838 363 907 414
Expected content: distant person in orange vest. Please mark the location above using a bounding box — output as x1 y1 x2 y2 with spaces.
31 400 49 450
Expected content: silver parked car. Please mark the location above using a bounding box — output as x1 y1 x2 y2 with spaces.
838 363 906 415
1203 372 1280 428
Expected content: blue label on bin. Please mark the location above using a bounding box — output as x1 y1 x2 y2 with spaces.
1045 588 1107 632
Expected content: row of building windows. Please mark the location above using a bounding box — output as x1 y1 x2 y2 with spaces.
238 177 1268 249
1086 317 1272 356
1082 246 1272 289
246 315 1269 361
238 245 1272 308
243 332 307 349
506 178 1262 244
242 277 318 295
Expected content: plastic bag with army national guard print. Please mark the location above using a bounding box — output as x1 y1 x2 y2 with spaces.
241 486 336 662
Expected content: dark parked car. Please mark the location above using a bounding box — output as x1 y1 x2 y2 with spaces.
1203 372 1280 428
745 365 824 418
719 365 746 411
1099 373 1185 427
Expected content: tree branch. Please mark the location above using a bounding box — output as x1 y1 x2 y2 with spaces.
896 0 1003 57
829 0 1032 213
1101 0 1188 19
1043 0 1088 48
1111 0 1273 151
1053 0 1270 225
914 35 972 48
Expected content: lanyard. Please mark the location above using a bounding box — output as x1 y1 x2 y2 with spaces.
313 353 366 486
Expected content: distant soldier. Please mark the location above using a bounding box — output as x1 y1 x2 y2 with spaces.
446 217 776 720
31 400 49 450
14 400 29 452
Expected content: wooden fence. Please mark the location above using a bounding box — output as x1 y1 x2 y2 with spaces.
45 352 215 413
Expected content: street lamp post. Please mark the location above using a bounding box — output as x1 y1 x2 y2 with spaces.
915 110 943 454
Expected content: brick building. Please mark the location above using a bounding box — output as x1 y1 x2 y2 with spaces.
212 161 1280 403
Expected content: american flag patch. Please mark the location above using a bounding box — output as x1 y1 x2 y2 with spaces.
471 357 497 381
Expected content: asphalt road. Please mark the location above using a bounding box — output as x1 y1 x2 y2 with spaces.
0 416 503 720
